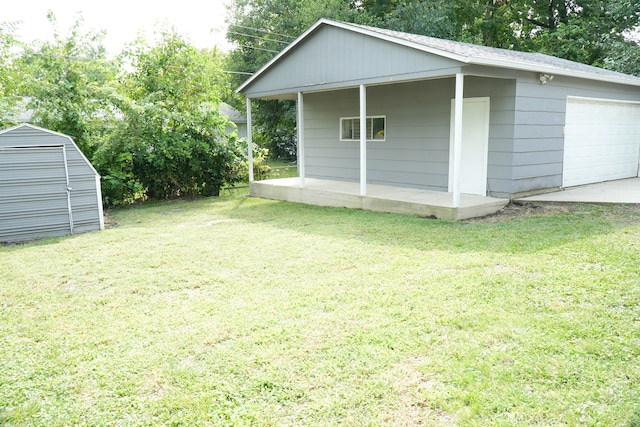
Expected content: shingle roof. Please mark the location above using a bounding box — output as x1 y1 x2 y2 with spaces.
238 19 640 93
345 21 640 85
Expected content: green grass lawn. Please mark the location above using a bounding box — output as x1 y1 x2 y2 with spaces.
1 197 639 426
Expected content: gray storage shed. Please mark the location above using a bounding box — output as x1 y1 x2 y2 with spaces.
237 19 640 219
0 124 104 243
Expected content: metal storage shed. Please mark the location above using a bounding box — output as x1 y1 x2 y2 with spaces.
0 124 104 243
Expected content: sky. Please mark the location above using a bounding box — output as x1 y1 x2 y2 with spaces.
3 0 232 55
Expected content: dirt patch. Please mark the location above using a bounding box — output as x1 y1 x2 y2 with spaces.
383 356 457 426
467 202 573 224
103 211 118 228
467 201 640 225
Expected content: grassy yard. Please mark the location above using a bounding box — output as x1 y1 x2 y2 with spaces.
1 197 639 426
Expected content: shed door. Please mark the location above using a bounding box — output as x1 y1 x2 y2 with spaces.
563 97 640 187
0 146 73 243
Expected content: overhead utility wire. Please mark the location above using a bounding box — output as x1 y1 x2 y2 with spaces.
212 70 253 75
228 31 290 45
238 44 280 53
228 24 296 40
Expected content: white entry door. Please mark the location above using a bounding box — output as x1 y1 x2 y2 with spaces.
448 97 490 196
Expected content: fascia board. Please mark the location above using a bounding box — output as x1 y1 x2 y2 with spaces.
468 57 640 87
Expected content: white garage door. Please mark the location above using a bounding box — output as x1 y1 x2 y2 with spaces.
563 96 640 187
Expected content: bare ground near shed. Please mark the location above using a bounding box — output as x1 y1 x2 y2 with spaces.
467 200 640 224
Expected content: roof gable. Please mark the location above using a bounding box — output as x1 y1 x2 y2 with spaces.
239 23 463 98
238 19 640 95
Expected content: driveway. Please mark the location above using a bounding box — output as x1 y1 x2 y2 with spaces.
518 178 640 204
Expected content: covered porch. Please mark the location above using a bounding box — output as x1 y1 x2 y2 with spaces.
238 19 515 220
251 177 509 220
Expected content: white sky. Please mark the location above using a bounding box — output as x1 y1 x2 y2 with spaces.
3 0 232 55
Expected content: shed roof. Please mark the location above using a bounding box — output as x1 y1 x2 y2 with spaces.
0 123 99 177
219 102 247 124
238 19 640 93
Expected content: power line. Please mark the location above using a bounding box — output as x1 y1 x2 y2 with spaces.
228 30 291 45
212 70 253 75
238 44 280 54
228 24 297 40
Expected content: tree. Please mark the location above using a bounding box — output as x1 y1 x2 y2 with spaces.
508 0 640 68
20 12 118 157
94 29 247 204
0 21 22 126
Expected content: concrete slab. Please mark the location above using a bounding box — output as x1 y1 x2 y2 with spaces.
518 178 640 204
250 178 509 220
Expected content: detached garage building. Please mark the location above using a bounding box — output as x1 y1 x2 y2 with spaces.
0 124 104 243
238 19 640 219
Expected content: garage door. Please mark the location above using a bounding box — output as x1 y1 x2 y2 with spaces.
563 96 640 187
0 146 73 243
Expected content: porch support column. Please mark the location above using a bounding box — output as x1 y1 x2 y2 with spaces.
297 91 305 188
359 84 367 196
246 97 254 183
452 73 464 208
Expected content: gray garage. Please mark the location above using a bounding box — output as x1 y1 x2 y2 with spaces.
238 19 640 220
0 124 104 243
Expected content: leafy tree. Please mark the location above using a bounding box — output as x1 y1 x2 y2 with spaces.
20 12 118 157
0 21 22 126
94 29 247 204
509 0 640 67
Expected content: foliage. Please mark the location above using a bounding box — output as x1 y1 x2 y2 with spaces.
1 199 640 425
0 22 23 126
250 99 297 160
94 29 246 205
19 12 118 157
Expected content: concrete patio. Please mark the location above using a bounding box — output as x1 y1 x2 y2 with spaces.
518 178 640 204
250 177 509 220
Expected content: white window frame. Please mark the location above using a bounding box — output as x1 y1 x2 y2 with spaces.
340 115 386 141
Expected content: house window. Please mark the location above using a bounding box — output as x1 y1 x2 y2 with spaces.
340 116 386 141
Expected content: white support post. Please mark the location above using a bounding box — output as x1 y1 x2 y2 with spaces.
297 92 305 188
452 73 464 208
359 84 367 196
246 97 254 183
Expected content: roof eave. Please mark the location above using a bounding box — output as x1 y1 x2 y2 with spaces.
237 18 640 95
470 57 640 87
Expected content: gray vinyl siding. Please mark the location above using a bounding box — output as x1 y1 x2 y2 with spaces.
303 77 516 194
510 71 640 195
464 76 516 197
244 26 463 98
0 125 103 242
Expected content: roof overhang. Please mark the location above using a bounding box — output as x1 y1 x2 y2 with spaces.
237 19 640 96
